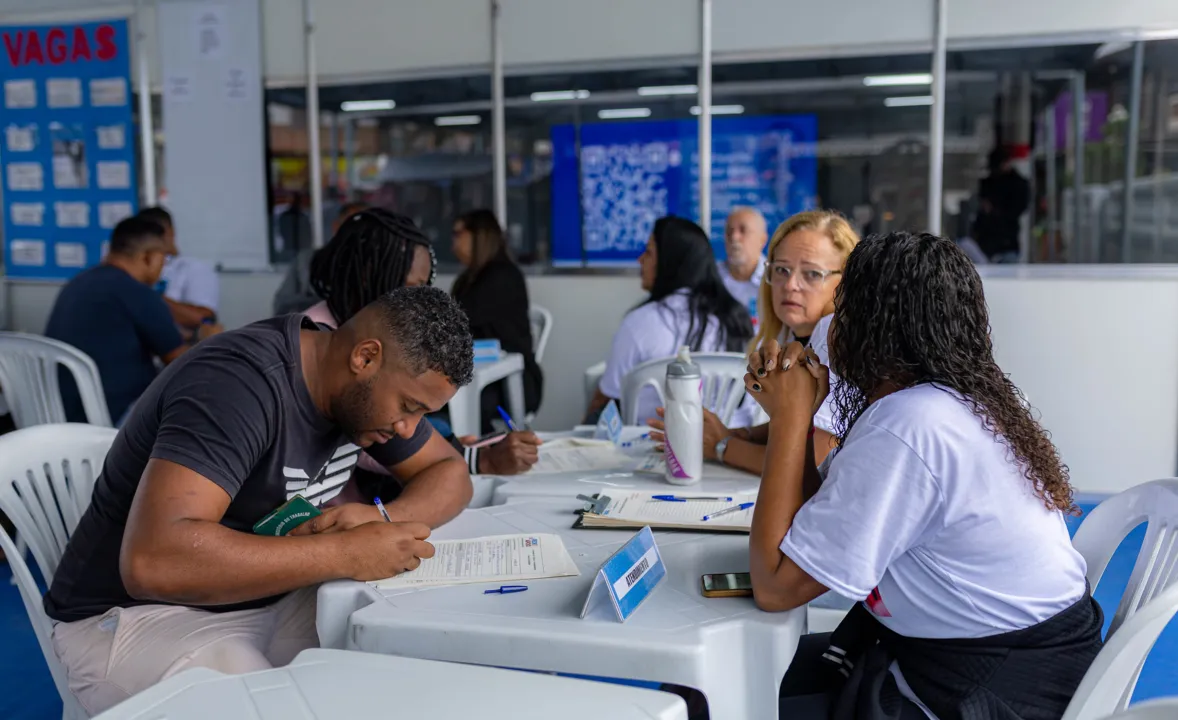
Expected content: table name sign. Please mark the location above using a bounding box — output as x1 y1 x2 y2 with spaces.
579 526 666 623
593 399 624 445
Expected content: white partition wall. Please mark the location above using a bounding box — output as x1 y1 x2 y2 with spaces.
158 0 269 269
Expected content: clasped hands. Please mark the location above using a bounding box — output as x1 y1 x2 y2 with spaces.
745 339 830 423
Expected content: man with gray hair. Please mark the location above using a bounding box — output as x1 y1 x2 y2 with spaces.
44 286 475 714
717 207 769 320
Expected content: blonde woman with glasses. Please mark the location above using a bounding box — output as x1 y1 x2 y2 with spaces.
650 210 859 472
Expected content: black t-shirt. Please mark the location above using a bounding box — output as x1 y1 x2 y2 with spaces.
44 314 431 623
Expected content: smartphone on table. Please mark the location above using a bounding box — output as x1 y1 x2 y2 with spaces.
700 572 754 598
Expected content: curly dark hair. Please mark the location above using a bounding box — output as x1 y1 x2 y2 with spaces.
828 231 1074 513
370 286 474 388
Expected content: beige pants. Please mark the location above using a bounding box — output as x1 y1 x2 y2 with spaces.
51 587 320 715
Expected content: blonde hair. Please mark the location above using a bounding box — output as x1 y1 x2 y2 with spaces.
750 209 860 352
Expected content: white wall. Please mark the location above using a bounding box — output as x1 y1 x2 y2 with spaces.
9 269 1178 494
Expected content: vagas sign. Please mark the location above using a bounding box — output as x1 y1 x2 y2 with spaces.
2 24 118 67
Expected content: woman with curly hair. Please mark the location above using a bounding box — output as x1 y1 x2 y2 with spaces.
745 232 1102 719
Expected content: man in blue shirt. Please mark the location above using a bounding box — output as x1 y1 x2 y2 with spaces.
45 217 214 424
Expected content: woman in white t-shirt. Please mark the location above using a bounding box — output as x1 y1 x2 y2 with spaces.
648 210 859 471
585 216 753 424
745 232 1101 719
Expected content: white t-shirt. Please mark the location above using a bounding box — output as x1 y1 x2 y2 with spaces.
600 290 729 424
717 260 764 320
781 383 1086 640
160 255 220 312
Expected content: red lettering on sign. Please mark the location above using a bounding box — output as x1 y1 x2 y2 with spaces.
70 26 91 62
95 24 116 61
23 30 44 65
47 28 67 64
2 32 22 67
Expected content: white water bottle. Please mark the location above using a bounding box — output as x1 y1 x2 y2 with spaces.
663 346 703 485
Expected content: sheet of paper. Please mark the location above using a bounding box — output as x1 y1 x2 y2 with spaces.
98 201 134 229
598 491 758 528
90 78 127 107
530 442 633 475
370 533 580 589
47 78 82 108
5 79 36 109
8 162 44 191
97 161 131 189
10 202 44 227
55 242 87 268
6 124 35 152
54 201 90 228
97 125 126 150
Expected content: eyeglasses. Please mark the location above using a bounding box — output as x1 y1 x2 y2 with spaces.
764 261 842 290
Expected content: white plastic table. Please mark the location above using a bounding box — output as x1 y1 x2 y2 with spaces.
483 424 761 506
448 352 525 437
318 498 804 720
93 648 687 719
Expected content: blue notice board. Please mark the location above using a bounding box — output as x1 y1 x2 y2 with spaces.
550 114 817 266
0 19 137 280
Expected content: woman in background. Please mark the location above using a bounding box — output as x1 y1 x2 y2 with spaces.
649 210 858 471
306 209 541 506
451 209 543 432
749 232 1099 718
587 215 753 425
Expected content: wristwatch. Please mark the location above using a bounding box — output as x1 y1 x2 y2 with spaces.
714 436 730 465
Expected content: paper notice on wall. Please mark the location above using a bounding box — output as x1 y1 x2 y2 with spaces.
194 6 227 59
6 124 36 152
51 124 88 188
47 78 82 108
9 240 46 266
225 67 248 101
96 125 126 150
98 201 134 229
90 78 127 107
165 75 193 102
54 202 90 229
7 162 44 191
55 242 87 268
97 161 131 189
4 79 36 109
11 203 45 227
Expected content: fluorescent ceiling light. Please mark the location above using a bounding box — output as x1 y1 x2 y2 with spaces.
637 84 698 96
340 99 396 112
884 95 934 107
863 73 933 87
691 104 745 115
531 89 590 102
434 115 482 126
598 107 652 119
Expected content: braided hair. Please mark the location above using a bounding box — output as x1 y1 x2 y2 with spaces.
309 208 436 324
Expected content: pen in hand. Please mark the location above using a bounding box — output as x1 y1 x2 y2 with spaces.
373 496 393 523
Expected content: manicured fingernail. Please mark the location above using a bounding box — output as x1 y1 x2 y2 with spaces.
756 368 766 377
752 383 762 392
782 360 791 371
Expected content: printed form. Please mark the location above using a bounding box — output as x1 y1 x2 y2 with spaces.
370 533 580 589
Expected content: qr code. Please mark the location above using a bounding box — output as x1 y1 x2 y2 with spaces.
581 141 676 254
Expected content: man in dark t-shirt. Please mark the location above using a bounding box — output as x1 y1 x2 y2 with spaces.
44 217 211 424
44 286 475 715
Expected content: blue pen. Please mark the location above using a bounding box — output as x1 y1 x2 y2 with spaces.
496 405 519 432
702 502 756 522
621 433 651 448
484 585 528 594
651 495 734 502
373 496 392 523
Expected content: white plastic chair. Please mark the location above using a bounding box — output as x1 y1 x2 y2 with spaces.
1097 698 1178 720
584 361 606 408
1061 581 1178 720
619 352 748 426
0 332 112 428
1072 479 1178 639
0 423 120 720
528 305 553 365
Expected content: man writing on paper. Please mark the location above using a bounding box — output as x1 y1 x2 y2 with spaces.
43 286 476 715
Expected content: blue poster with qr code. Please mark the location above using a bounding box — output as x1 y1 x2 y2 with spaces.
550 114 817 266
0 19 137 280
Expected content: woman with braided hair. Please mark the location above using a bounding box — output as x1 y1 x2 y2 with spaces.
303 209 541 507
